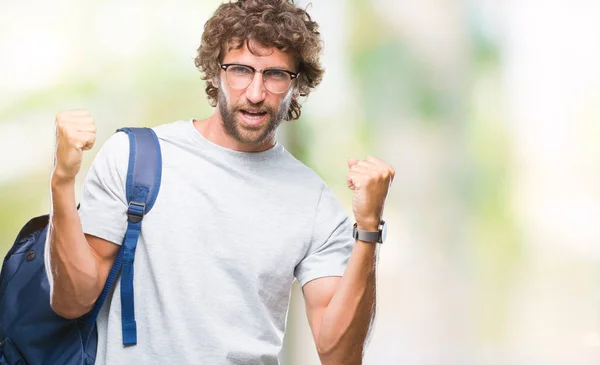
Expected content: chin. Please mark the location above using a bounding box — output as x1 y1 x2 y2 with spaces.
235 119 270 143
237 131 269 145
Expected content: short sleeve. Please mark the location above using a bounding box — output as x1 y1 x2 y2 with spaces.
78 132 130 246
294 186 354 287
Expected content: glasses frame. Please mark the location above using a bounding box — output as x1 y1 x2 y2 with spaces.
219 63 299 94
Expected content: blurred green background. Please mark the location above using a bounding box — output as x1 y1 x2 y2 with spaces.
2 0 600 364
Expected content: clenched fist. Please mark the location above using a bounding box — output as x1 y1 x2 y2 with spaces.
346 156 395 231
52 110 96 182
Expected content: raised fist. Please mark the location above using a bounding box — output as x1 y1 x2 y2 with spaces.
53 110 96 182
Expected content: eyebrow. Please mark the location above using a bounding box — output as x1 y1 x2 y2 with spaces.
227 62 291 70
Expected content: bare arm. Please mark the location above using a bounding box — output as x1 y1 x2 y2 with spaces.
303 239 377 365
48 110 119 319
48 176 119 319
304 156 394 364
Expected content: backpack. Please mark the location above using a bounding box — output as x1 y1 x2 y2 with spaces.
0 127 162 365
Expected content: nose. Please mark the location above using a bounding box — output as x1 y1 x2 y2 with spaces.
244 72 267 104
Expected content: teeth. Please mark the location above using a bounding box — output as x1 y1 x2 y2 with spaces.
242 111 264 120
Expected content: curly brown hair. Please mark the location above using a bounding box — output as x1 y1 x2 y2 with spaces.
194 0 324 121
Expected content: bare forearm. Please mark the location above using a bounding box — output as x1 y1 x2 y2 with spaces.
49 177 100 318
316 241 377 364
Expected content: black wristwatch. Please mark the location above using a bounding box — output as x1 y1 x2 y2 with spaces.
352 221 387 244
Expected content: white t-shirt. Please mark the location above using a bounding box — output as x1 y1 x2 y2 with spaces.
78 120 354 364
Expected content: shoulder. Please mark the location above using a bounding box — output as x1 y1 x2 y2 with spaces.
151 120 190 141
275 151 350 217
90 120 180 173
276 148 328 193
91 130 130 170
102 129 130 152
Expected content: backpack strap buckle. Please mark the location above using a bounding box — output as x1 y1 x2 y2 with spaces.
127 201 146 223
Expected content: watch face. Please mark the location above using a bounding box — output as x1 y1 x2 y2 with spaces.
380 222 387 243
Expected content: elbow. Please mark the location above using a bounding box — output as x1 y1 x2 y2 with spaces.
50 296 94 319
316 336 354 365
315 314 374 364
47 267 101 319
317 344 363 365
316 336 338 359
51 305 89 320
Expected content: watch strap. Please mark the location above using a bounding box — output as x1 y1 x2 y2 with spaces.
353 222 383 243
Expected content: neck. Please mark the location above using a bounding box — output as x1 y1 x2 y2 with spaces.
193 111 276 153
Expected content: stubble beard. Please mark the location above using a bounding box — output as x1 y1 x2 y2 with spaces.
217 79 292 146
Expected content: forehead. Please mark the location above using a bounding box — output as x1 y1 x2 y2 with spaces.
222 40 296 70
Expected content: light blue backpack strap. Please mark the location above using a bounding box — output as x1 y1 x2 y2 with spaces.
84 127 162 347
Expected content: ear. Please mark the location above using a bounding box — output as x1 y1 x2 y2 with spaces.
211 79 219 89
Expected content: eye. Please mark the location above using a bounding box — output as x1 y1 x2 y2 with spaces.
265 70 289 80
230 65 252 75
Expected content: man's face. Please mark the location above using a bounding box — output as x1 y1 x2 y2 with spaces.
216 41 296 146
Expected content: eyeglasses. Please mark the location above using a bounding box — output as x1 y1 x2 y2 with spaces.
219 63 299 94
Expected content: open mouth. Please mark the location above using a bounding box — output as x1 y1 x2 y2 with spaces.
239 109 268 126
240 110 267 119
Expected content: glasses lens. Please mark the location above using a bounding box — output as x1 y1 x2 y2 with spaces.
225 65 254 89
264 70 292 94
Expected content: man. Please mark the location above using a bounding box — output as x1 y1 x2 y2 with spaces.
48 0 394 364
